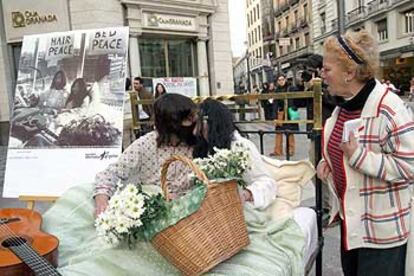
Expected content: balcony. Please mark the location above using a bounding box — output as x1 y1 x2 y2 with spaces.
280 2 290 13
263 33 274 42
290 22 299 33
277 45 314 62
274 7 282 17
274 32 280 39
367 0 389 15
347 6 366 24
300 17 309 28
389 0 408 5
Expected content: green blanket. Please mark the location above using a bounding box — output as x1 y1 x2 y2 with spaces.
42 183 305 275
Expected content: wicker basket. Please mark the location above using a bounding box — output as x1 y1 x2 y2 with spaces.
151 155 250 276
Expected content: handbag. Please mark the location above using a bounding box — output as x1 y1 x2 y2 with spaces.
288 107 300 121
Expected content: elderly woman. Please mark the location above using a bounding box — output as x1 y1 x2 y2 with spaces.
317 30 414 276
317 31 414 276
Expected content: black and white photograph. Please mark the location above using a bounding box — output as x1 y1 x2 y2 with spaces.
9 28 128 148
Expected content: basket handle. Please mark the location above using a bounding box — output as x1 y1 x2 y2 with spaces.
160 155 209 201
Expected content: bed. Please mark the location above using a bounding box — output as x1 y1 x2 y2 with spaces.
40 157 319 276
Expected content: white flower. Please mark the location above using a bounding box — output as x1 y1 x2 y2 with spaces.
95 182 148 246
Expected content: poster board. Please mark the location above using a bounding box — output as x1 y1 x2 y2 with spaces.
152 77 197 98
3 27 129 198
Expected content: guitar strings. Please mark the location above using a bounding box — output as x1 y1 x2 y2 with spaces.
0 223 57 275
0 223 58 275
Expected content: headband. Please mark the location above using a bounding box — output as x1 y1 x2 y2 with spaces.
336 35 364 65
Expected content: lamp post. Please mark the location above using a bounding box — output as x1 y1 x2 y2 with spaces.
244 41 251 93
337 0 346 34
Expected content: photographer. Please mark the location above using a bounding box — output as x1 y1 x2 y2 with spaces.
301 54 336 136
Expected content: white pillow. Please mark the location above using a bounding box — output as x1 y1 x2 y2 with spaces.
262 156 315 219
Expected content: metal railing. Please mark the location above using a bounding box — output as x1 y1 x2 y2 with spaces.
347 6 366 24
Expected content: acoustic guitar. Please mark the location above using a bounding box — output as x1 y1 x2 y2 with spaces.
0 208 61 276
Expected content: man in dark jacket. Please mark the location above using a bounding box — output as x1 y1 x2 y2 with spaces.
133 77 154 119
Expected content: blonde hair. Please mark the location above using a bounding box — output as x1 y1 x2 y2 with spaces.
324 30 379 82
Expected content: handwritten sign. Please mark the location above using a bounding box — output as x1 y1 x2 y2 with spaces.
89 28 126 55
46 34 74 60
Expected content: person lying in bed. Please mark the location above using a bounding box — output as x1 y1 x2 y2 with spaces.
94 93 198 216
193 98 277 209
40 95 309 276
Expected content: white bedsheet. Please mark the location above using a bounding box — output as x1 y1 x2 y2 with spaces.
292 207 318 266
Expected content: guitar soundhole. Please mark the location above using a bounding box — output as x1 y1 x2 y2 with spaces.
2 237 27 247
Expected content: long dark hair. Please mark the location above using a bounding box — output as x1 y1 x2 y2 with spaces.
65 78 90 108
154 83 167 99
154 93 197 147
50 70 67 90
193 99 236 158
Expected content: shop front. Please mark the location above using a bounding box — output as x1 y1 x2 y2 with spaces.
380 45 414 94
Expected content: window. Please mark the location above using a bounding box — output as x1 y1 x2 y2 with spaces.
320 12 326 34
404 9 414 34
288 38 293 52
294 10 298 25
247 14 250 27
295 37 300 50
258 26 261 40
254 29 257 43
279 45 284 56
139 38 195 78
304 32 310 46
253 7 256 22
248 33 251 46
376 19 388 41
257 4 260 19
303 3 308 21
278 21 282 32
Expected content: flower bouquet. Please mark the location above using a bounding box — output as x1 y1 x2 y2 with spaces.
96 144 251 275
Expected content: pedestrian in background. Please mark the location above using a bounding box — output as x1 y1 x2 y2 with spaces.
261 82 276 120
317 30 414 276
271 74 298 156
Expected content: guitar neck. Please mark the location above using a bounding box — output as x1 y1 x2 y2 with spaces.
9 244 61 276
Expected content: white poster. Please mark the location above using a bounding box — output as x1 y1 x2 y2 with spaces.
152 77 197 98
3 26 129 198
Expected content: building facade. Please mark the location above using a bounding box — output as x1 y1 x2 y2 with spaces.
0 0 234 144
346 0 413 92
246 0 267 90
311 0 414 92
311 0 338 55
273 0 313 82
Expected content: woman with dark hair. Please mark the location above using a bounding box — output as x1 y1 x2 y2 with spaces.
50 70 67 90
193 98 277 209
65 78 91 109
94 93 198 215
154 83 167 99
38 70 69 110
